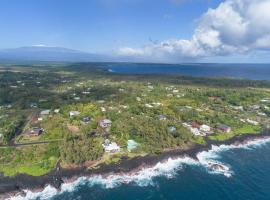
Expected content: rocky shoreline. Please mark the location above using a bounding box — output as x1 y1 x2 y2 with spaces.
1 130 270 199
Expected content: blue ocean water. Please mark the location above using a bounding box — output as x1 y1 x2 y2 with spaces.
52 141 270 200
105 63 270 80
14 139 270 200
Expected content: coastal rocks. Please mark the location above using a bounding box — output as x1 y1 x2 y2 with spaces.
2 130 270 198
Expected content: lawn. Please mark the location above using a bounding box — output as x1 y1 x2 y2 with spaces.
208 124 262 141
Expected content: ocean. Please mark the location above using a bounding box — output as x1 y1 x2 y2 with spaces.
105 63 270 80
11 138 270 200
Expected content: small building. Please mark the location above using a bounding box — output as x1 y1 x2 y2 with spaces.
30 103 38 108
40 110 50 116
200 124 211 133
136 97 141 102
80 116 91 124
148 85 154 90
54 109 60 113
246 119 259 125
190 127 201 136
127 140 138 152
217 124 231 133
159 115 167 121
192 121 201 129
250 105 260 110
168 126 177 133
230 105 244 111
99 119 112 129
101 107 106 112
30 127 44 136
102 140 120 153
69 111 80 118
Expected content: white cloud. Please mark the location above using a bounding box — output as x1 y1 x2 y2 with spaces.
117 0 270 61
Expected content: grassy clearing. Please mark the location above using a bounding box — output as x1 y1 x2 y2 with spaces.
208 124 262 141
0 144 59 176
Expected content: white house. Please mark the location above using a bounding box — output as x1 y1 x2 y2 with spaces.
69 111 80 118
246 119 259 125
40 110 50 116
99 119 112 129
54 109 60 113
102 141 120 153
200 124 211 133
190 127 201 136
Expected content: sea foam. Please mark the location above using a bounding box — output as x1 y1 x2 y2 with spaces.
8 137 270 200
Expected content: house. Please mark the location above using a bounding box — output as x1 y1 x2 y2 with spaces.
192 121 201 129
217 124 231 133
102 139 120 153
40 110 50 116
30 127 44 136
258 112 267 117
246 119 259 125
54 109 60 113
148 85 154 90
127 140 138 152
250 105 260 110
69 111 80 118
99 119 112 129
200 124 211 133
30 103 38 108
74 97 80 101
208 96 220 101
230 105 244 111
167 126 176 133
145 104 153 108
80 116 91 124
159 115 167 121
261 99 270 103
190 127 201 136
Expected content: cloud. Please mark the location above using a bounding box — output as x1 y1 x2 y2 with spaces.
117 0 270 61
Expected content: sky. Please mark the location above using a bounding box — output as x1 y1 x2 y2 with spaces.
0 0 270 63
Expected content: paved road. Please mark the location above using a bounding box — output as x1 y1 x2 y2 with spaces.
0 139 63 148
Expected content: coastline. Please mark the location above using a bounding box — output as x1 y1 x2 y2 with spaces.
1 130 270 199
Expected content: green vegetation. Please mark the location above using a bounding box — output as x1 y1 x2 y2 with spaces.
0 143 59 176
60 134 104 164
0 63 269 176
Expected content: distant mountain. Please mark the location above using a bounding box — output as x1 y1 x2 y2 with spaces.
0 46 109 62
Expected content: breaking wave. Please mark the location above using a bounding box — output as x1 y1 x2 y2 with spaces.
8 137 270 200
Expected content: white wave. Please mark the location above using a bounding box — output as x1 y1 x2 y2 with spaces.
197 150 233 177
196 137 270 177
60 156 199 193
8 137 270 200
9 157 198 200
8 185 58 200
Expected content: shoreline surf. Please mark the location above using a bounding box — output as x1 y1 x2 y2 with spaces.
1 130 270 200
